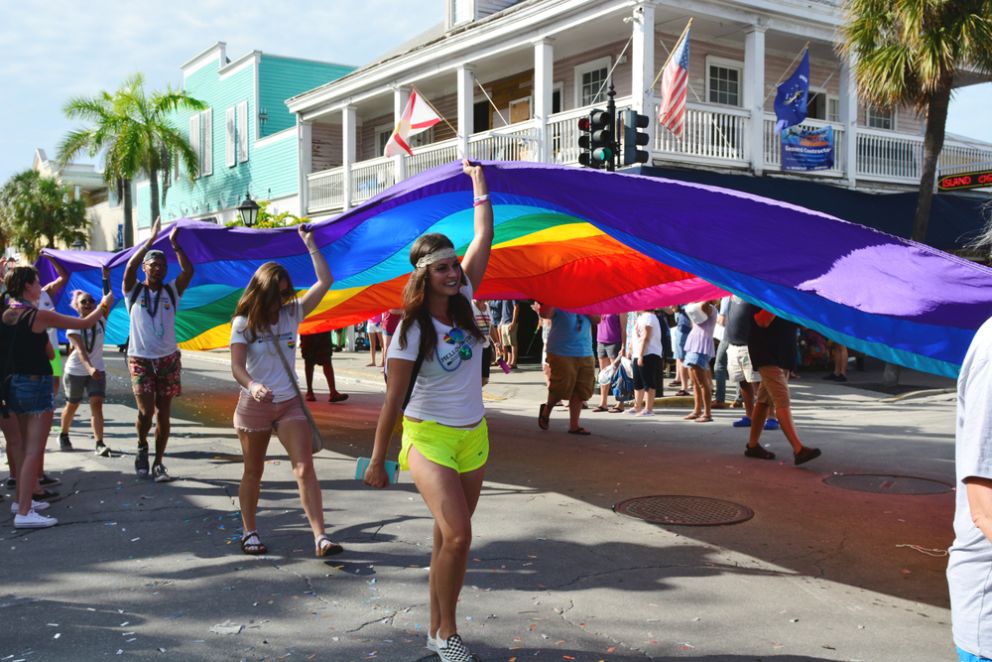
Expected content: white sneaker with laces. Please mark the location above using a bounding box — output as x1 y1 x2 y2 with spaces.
426 631 438 652
14 510 58 528
11 499 50 513
435 633 473 662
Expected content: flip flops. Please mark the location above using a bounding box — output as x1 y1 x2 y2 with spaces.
538 404 550 430
328 393 349 403
567 427 591 435
241 531 267 555
315 535 344 557
592 406 609 412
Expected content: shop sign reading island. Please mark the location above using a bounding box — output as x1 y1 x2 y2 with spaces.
938 169 992 192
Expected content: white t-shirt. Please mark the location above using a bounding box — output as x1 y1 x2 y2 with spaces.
634 312 663 358
387 284 484 427
65 321 105 376
126 281 181 359
948 316 992 657
230 300 302 403
38 290 58 350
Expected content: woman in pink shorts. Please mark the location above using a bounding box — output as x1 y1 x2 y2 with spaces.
229 225 341 558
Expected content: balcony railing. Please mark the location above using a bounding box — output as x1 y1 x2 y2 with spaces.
655 103 749 164
306 103 992 214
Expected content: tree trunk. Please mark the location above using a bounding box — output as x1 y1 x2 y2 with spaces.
149 167 161 230
122 178 134 249
910 78 952 243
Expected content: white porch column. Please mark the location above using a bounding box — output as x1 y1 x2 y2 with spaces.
630 2 655 151
744 24 766 175
840 53 859 188
342 105 356 209
456 66 475 159
297 118 312 215
393 87 410 182
533 38 554 163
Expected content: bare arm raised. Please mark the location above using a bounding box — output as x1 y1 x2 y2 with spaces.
123 217 160 294
458 161 494 292
170 224 194 296
297 225 333 318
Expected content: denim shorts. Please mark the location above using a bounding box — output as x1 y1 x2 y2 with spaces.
8 374 54 415
684 351 712 368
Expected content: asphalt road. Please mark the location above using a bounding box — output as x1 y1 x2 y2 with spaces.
0 348 958 661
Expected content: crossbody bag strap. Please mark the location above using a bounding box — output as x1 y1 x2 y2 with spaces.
265 325 324 453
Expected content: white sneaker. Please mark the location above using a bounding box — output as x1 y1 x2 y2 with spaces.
11 499 50 513
624 407 640 416
14 510 58 528
635 409 655 417
426 631 438 652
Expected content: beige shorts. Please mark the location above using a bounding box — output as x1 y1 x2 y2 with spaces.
547 353 595 403
727 344 761 384
499 323 518 347
233 390 307 432
755 366 790 409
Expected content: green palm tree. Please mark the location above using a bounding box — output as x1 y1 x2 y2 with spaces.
841 0 992 243
58 73 205 248
0 169 88 260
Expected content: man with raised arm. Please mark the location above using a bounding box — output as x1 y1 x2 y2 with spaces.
122 218 194 482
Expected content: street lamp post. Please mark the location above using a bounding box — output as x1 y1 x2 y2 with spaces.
236 192 260 228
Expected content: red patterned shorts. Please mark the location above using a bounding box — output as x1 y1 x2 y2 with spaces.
128 351 182 398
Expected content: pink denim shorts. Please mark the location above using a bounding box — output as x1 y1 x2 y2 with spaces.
233 390 307 432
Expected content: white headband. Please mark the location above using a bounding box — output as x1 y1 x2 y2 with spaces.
415 248 457 269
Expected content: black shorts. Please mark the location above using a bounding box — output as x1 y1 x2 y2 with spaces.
633 354 662 391
482 346 492 379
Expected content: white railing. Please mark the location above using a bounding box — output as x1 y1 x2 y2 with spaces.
939 150 992 173
307 167 344 212
406 139 461 177
351 156 396 205
762 115 845 175
469 122 540 162
856 129 924 181
655 103 749 163
941 160 992 177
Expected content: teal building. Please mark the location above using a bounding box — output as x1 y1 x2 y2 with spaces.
136 42 353 232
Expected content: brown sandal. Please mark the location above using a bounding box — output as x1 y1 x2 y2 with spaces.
315 535 343 558
683 412 701 420
538 404 550 430
241 531 267 555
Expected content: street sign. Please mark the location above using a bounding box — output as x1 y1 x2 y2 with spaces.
938 169 992 192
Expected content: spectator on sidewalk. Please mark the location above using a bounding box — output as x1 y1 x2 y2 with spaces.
381 308 402 355
669 305 691 396
300 329 348 403
499 299 520 369
537 305 599 435
683 301 718 423
625 309 663 417
365 160 493 662
472 299 493 386
59 284 114 457
122 218 194 483
594 313 627 412
948 315 992 662
724 296 778 431
824 342 849 382
366 314 384 367
229 225 342 559
713 296 731 408
743 309 821 465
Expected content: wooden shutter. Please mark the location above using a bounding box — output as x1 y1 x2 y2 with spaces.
226 107 236 167
237 101 249 163
189 114 200 179
201 109 213 176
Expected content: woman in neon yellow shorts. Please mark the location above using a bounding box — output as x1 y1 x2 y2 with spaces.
365 160 493 662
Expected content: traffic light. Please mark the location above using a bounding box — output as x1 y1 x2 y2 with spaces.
622 109 650 166
578 109 613 169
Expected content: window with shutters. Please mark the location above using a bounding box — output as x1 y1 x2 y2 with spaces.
237 101 249 163
189 109 213 177
225 107 236 167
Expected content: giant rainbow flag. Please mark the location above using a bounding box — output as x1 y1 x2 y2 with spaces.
36 161 992 378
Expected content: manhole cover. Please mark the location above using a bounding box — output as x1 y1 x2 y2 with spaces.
613 495 754 526
823 473 952 495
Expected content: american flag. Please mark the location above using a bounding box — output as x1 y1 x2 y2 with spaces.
658 27 691 138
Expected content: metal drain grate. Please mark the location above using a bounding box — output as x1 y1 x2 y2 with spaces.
613 495 754 526
823 473 952 495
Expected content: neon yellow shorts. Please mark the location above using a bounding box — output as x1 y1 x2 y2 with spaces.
50 350 63 378
400 417 489 474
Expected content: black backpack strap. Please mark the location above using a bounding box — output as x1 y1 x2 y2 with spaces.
128 283 144 312
164 283 177 309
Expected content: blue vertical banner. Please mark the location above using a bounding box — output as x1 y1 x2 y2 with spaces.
774 49 810 133
781 125 834 171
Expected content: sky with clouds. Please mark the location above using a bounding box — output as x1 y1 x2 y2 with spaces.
2 0 989 184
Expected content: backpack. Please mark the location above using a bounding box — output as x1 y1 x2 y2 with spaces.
128 282 177 313
610 358 634 403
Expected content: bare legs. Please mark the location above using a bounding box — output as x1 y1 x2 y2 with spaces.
238 419 327 542
16 411 53 515
408 448 485 642
687 364 712 420
60 396 104 445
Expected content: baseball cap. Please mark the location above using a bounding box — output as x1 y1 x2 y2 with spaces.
143 249 166 263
